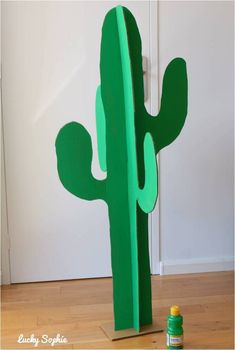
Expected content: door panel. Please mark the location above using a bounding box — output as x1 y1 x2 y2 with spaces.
2 1 154 282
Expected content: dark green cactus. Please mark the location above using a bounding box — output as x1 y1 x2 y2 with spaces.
56 6 187 331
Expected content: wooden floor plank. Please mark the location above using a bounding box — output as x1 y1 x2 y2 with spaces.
1 271 234 349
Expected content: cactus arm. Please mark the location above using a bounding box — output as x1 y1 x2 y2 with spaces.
146 58 188 154
123 7 188 155
95 86 107 172
137 133 158 214
55 122 106 201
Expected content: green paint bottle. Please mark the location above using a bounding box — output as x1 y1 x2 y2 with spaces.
167 305 184 349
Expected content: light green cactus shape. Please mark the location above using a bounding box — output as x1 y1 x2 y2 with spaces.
55 6 188 331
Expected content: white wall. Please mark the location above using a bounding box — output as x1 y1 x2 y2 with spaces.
1 1 233 281
158 1 234 274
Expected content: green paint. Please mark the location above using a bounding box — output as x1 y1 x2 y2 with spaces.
167 306 184 349
55 5 188 331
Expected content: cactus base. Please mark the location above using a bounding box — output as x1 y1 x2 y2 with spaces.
101 321 163 341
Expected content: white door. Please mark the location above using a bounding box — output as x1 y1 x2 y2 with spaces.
2 1 159 283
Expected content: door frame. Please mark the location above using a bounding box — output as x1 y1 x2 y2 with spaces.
1 64 11 285
149 0 160 275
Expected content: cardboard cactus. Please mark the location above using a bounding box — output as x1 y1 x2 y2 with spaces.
55 6 187 333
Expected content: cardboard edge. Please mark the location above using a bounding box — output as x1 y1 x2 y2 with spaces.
100 321 164 341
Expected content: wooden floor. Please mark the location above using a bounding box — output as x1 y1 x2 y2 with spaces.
1 271 234 349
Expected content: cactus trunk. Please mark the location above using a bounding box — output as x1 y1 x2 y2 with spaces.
108 203 152 330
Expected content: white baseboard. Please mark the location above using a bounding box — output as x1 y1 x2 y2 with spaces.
160 257 234 275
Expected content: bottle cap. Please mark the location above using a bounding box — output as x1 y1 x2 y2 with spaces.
170 305 180 316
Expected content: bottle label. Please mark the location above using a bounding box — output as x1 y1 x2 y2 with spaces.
167 334 183 347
